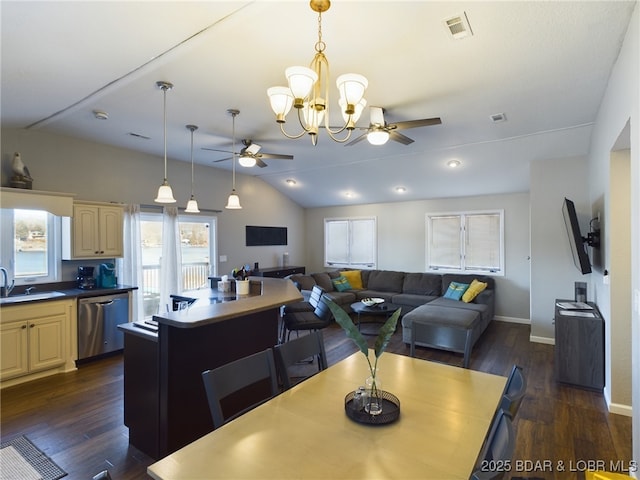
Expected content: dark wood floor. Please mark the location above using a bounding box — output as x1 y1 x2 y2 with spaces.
0 320 632 479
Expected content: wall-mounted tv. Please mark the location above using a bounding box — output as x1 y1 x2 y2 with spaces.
562 197 599 275
245 226 287 246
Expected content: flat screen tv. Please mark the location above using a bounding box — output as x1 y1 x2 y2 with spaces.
245 226 287 246
562 197 591 274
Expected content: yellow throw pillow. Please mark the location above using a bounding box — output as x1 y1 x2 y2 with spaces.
340 270 363 289
462 279 488 303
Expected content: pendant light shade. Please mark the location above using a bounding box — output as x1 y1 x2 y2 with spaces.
184 124 200 213
155 81 176 203
225 109 242 210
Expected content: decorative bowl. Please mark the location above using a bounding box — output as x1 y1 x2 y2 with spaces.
361 297 384 307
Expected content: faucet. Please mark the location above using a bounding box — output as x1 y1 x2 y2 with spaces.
0 267 15 298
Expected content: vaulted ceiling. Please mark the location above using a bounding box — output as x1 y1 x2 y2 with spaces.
1 1 635 207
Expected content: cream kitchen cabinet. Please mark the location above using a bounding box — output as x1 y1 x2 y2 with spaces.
63 202 123 259
1 299 76 386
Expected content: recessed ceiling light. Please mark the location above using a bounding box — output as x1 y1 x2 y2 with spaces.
395 186 407 193
93 110 108 120
447 159 461 168
285 178 296 186
345 192 353 198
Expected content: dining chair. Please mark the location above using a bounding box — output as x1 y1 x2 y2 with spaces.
470 409 516 480
273 330 328 390
499 364 527 419
281 285 332 342
202 348 279 429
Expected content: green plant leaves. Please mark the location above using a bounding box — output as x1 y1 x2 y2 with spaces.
327 300 368 356
373 308 401 359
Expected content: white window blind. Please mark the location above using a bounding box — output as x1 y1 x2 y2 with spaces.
325 217 376 268
426 210 503 274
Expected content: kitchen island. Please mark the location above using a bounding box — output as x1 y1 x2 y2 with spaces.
118 277 302 459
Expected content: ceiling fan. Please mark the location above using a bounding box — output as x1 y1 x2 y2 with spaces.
346 106 442 146
203 139 294 168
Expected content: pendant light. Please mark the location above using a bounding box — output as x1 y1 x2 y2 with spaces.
225 109 242 209
184 124 200 213
154 81 176 203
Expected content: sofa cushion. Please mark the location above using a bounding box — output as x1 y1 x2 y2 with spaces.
402 273 442 295
324 290 357 307
287 274 317 291
312 272 334 292
340 270 363 289
462 279 488 303
443 281 469 300
391 293 440 308
367 270 405 293
442 274 494 292
427 297 489 318
360 270 373 288
402 304 481 330
332 276 352 292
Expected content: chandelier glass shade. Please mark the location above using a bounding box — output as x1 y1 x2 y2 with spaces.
225 109 242 210
267 0 368 145
184 124 200 213
155 81 176 203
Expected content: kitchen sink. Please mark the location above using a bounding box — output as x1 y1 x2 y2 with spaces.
0 291 66 305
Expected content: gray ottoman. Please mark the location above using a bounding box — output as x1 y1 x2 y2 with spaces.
402 305 481 368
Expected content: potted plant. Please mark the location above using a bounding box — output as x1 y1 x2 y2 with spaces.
327 300 401 415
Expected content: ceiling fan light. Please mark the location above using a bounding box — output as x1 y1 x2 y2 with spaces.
367 130 390 146
336 73 368 107
239 155 257 168
225 190 242 209
267 86 294 120
285 66 317 101
155 181 176 203
185 197 200 213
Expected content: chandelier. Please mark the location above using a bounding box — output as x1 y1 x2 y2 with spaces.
267 0 368 146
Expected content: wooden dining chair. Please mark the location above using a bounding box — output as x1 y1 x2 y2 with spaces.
499 364 527 419
202 348 279 429
470 409 516 480
273 330 328 390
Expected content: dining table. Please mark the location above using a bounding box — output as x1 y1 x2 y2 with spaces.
147 351 507 480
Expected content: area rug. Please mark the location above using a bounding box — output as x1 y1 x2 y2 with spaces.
0 436 67 480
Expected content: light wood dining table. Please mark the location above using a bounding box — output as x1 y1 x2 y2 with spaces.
147 352 507 480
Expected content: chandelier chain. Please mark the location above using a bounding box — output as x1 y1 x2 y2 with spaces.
315 11 325 53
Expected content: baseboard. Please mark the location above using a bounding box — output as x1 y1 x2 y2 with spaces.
604 386 633 416
529 335 555 345
494 315 530 325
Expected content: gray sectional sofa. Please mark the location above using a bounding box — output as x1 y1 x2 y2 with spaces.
287 269 495 368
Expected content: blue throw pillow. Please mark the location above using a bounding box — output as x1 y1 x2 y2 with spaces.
443 281 469 301
332 276 352 292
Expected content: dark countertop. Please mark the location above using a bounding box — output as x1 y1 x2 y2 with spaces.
152 276 302 329
0 283 138 307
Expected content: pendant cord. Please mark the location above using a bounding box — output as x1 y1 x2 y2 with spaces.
231 113 236 190
163 87 168 180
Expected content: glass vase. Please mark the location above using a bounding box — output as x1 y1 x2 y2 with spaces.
365 372 383 415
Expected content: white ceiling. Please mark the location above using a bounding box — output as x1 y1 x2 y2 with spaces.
1 1 635 208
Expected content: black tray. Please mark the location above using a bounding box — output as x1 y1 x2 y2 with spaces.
344 390 400 425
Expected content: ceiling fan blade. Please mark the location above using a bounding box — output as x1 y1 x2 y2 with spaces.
213 156 233 163
259 153 294 160
256 158 268 168
345 132 369 146
392 117 442 131
202 147 234 154
370 106 385 127
389 131 415 145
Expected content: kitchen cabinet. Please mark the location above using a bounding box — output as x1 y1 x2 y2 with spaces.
63 202 123 259
0 299 76 386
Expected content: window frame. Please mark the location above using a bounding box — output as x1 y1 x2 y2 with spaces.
0 208 61 286
425 209 504 276
324 216 377 269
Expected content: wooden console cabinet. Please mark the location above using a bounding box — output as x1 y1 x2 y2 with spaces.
554 299 604 391
253 266 305 278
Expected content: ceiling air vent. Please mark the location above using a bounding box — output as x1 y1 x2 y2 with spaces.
444 12 473 40
490 113 507 123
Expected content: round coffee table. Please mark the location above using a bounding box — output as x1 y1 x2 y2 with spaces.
350 301 395 333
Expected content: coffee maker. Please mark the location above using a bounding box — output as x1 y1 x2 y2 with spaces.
77 266 96 289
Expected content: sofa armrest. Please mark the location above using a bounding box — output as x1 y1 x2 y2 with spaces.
473 289 493 306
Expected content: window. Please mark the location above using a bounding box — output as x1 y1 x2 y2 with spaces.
0 209 60 285
324 217 376 269
140 212 217 317
426 210 504 275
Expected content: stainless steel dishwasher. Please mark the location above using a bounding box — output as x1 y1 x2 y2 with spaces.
78 292 130 360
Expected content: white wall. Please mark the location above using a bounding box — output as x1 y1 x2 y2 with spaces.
304 193 531 321
586 1 638 454
529 155 592 342
0 128 306 279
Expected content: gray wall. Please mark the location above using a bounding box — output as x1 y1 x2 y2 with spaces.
304 193 531 322
0 128 306 279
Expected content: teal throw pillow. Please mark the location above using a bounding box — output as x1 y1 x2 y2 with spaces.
443 281 469 301
332 276 352 292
